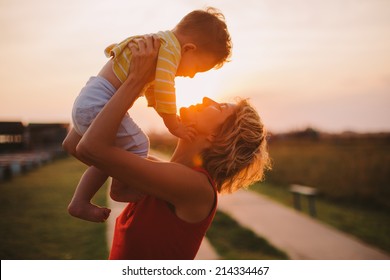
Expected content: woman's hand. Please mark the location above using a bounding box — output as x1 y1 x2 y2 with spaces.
78 36 160 163
128 35 161 84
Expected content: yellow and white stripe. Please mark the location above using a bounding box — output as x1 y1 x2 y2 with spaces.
105 30 181 114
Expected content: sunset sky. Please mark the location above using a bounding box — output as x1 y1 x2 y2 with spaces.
1 0 389 133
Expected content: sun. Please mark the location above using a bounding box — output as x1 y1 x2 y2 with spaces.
174 73 222 109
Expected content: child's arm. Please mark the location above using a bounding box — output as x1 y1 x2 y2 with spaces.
160 112 197 141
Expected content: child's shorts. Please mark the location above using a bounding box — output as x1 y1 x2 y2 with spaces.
72 76 149 157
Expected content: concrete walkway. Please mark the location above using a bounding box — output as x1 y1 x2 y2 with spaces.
218 190 390 260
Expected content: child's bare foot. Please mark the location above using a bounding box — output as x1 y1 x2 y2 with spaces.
68 200 111 223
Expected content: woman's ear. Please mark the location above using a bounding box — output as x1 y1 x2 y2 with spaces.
182 43 197 53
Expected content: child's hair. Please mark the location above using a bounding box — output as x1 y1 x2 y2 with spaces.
201 99 271 194
175 7 232 69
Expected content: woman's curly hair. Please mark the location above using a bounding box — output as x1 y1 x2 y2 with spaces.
201 99 271 193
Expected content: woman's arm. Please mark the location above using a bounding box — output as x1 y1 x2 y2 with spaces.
76 36 209 207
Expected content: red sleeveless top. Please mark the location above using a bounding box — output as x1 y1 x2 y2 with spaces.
109 168 217 260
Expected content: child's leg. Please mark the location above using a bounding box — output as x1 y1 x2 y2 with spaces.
68 166 111 222
62 128 81 158
67 77 116 222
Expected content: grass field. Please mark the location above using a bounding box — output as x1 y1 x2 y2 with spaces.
0 157 109 260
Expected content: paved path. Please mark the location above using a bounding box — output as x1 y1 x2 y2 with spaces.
218 190 390 260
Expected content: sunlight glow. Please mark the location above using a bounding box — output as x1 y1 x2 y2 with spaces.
174 74 222 109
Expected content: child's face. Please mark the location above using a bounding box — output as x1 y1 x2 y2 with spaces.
176 48 217 78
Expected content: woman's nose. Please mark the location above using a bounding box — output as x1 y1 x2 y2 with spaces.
203 97 217 105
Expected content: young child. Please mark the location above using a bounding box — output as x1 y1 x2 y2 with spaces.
63 7 232 222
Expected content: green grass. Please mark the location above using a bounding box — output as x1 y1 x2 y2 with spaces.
0 157 109 260
207 211 288 260
251 182 390 254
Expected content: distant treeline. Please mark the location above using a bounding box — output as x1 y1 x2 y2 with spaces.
269 127 390 144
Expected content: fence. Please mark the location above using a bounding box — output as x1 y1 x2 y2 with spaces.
0 148 67 182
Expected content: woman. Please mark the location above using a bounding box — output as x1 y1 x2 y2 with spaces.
75 35 270 259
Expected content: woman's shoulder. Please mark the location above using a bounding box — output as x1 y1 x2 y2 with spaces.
173 166 216 223
191 167 217 191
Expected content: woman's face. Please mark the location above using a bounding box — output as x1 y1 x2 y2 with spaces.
180 97 236 135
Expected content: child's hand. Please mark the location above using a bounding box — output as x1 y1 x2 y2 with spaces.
170 122 197 142
161 113 197 141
